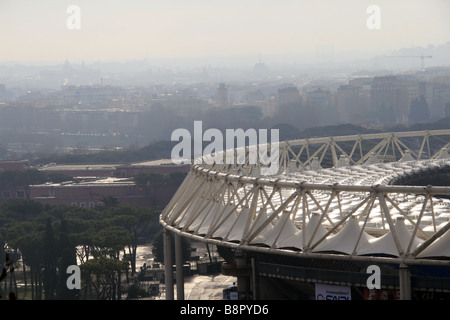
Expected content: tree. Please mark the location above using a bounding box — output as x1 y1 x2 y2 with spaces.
56 219 78 300
19 233 44 300
0 200 160 300
0 199 44 221
105 206 158 275
95 225 132 259
151 230 191 264
81 256 128 300
43 218 57 300
102 196 119 208
0 250 16 300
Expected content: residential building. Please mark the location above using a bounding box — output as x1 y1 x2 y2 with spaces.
29 178 152 208
0 160 29 172
370 76 404 124
115 159 189 178
420 77 450 121
216 83 229 108
0 159 189 210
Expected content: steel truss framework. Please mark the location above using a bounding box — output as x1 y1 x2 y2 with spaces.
161 130 450 294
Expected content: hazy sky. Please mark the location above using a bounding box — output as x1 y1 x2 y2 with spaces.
1 0 449 65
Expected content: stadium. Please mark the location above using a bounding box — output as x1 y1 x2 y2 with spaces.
160 129 450 300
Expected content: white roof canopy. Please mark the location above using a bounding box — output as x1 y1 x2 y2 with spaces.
358 217 423 257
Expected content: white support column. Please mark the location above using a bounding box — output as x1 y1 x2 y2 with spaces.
175 233 185 300
164 229 174 300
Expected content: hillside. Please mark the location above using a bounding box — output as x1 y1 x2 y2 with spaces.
31 117 450 166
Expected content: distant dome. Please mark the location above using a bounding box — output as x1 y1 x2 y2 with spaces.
252 62 270 73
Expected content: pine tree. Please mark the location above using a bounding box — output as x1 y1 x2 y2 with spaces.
43 218 57 299
56 219 79 300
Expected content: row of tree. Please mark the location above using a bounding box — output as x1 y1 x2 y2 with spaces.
0 199 160 300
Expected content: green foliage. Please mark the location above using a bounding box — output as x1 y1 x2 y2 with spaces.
0 199 159 300
23 115 450 168
95 226 132 255
126 284 148 299
102 196 119 208
1 199 45 221
81 255 128 275
31 140 178 165
151 229 191 264
295 123 380 139
409 116 450 131
80 255 129 300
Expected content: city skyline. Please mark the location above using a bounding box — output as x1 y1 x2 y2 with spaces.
2 0 450 304
1 0 449 67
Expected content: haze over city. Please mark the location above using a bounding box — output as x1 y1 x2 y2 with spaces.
0 0 449 156
1 0 450 305
1 0 449 67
